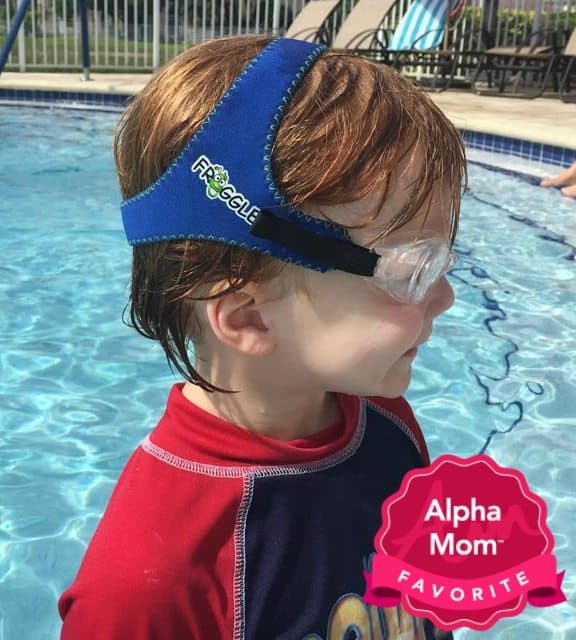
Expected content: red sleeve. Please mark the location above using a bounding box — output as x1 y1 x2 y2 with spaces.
58 447 239 639
59 567 206 640
366 395 430 466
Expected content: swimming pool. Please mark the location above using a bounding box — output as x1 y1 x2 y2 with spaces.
0 106 574 639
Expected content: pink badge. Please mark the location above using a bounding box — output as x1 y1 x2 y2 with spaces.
363 454 566 631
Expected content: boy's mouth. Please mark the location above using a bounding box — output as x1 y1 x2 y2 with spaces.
403 331 432 358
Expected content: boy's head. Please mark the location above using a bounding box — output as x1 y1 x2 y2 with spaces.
115 36 466 396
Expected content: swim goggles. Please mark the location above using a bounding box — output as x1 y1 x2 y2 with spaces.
121 38 456 306
250 213 457 304
366 232 457 303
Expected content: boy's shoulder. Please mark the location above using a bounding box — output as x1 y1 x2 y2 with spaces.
58 443 237 637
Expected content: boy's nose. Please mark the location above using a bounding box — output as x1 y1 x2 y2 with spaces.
427 276 454 317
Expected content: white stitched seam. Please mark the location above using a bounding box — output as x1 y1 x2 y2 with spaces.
232 474 254 640
140 401 366 478
365 400 421 456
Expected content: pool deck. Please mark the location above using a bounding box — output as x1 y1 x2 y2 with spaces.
1 70 575 150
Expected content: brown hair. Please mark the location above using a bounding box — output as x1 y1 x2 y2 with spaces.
114 35 466 391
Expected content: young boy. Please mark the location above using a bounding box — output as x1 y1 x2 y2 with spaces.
59 36 465 639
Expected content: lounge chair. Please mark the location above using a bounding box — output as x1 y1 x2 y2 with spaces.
388 0 463 51
559 29 576 102
285 0 341 44
379 0 477 89
330 0 398 59
472 28 568 98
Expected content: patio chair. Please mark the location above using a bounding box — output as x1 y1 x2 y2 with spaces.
388 0 464 51
472 28 567 98
285 0 341 44
559 29 576 102
330 0 398 60
378 0 478 90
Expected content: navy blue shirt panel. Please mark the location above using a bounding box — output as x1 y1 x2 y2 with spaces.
243 403 426 640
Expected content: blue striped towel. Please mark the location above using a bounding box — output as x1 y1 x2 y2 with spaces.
388 0 454 50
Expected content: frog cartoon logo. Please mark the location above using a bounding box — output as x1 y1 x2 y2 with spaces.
191 155 259 224
206 165 229 199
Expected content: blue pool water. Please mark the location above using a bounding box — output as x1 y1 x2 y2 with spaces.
0 106 575 639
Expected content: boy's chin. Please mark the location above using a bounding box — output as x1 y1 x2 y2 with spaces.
373 368 413 398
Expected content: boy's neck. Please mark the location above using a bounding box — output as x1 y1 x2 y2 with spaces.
182 381 342 441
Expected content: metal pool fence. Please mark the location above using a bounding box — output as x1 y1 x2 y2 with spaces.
1 0 575 73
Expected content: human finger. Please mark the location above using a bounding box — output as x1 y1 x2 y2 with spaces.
560 183 576 198
540 165 576 188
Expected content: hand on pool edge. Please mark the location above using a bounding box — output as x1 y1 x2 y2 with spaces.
540 161 576 198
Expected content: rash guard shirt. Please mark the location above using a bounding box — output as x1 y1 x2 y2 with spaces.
59 384 451 640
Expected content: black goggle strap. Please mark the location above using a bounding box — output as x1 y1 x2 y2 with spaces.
250 209 379 277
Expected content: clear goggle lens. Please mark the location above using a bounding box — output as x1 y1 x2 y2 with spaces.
370 234 457 304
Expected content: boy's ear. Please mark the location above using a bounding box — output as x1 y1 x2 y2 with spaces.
205 285 276 357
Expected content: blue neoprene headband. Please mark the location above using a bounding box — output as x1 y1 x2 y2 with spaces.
121 37 379 276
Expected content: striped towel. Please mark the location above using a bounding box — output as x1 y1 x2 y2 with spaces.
388 0 453 50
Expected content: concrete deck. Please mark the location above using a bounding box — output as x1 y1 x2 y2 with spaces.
1 71 575 149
